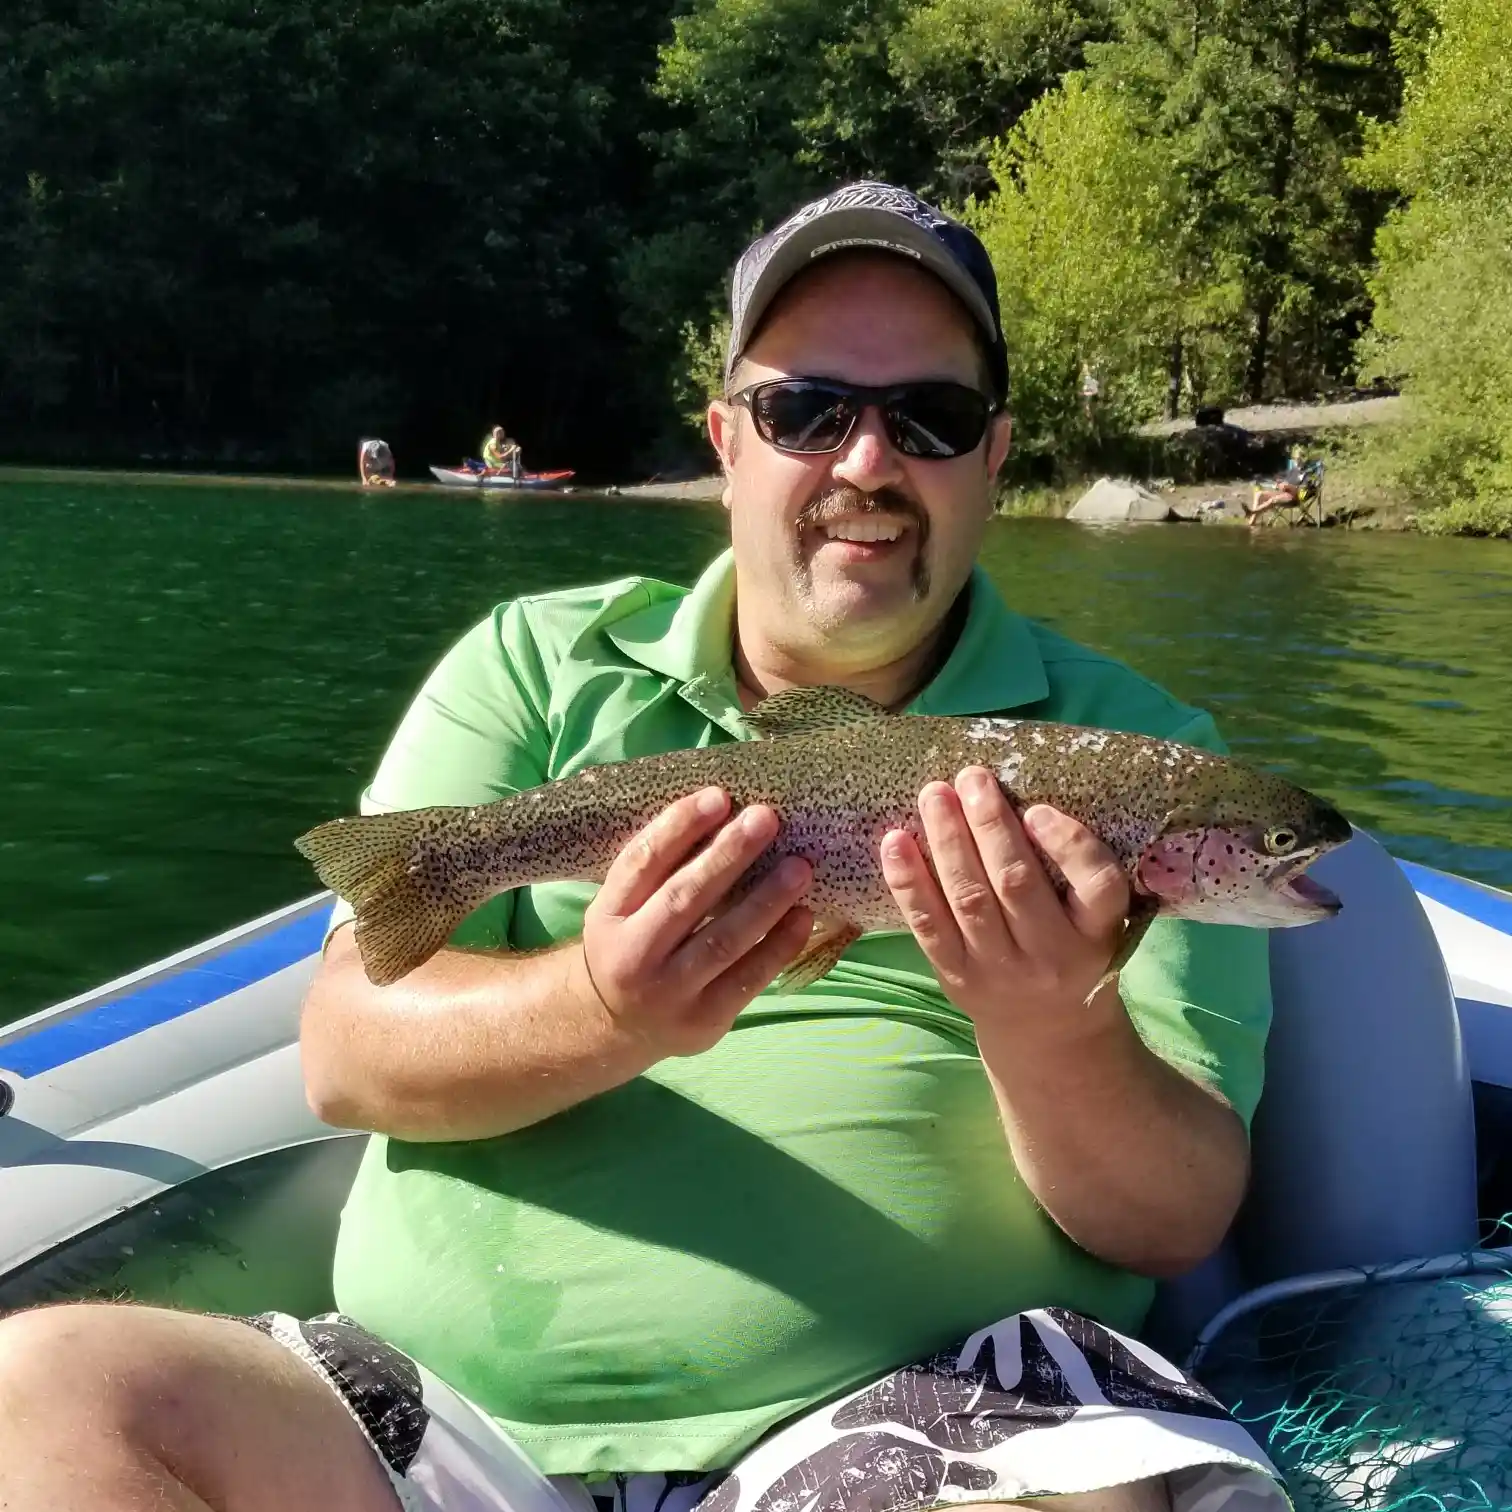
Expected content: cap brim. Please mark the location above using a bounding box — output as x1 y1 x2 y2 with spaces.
727 207 999 381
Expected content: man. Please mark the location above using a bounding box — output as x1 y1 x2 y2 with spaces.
482 424 523 480
0 183 1283 1512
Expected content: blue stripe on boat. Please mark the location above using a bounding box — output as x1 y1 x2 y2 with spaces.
1398 861 1512 939
0 909 332 1077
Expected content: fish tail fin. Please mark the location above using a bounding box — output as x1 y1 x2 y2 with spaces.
295 810 476 987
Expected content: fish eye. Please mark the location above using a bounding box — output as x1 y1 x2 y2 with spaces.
1265 827 1299 855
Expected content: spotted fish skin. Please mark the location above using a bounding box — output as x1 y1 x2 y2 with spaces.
294 686 1353 987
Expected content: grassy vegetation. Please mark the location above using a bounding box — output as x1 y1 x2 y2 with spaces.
994 483 1080 519
1414 498 1512 539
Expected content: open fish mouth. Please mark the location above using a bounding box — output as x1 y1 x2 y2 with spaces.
1270 864 1342 917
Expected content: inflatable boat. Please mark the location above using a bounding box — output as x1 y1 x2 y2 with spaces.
4 839 1512 1508
428 466 576 490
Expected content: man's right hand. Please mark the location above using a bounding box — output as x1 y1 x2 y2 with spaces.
302 787 812 1140
573 787 814 1058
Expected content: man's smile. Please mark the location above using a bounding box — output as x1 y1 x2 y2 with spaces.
819 517 906 543
806 512 916 567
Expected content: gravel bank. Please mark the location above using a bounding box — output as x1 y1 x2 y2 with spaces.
1140 395 1403 437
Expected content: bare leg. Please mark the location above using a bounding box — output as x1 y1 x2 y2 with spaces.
0 1303 400 1512
1000 1474 1172 1512
1247 484 1302 528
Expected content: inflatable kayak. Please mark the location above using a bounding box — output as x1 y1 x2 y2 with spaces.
428 466 576 490
3 841 1512 1506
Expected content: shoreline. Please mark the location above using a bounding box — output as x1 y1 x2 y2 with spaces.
995 475 1418 532
0 462 730 503
4 446 1503 539
0 460 1430 531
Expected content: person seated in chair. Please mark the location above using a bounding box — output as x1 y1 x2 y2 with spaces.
0 180 1288 1512
1246 451 1320 528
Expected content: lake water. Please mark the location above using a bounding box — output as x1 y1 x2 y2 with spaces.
3 476 1510 1024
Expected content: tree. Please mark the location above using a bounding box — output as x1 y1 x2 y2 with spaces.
624 0 1110 460
964 74 1188 463
1352 0 1512 532
621 0 919 460
0 0 1429 477
0 0 674 476
889 0 1112 200
1086 0 1400 403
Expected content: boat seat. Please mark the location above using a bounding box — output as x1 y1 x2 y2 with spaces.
0 1136 366 1320
1145 829 1480 1356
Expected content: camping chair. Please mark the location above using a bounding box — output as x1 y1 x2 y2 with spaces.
1251 458 1326 527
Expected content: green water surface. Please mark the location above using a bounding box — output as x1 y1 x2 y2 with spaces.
3 478 1509 1023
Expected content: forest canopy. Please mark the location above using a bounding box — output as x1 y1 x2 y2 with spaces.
1 0 1505 511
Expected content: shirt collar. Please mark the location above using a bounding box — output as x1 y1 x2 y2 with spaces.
906 566 1049 716
604 547 1049 727
603 549 737 686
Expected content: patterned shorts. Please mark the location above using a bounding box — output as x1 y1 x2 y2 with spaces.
245 1308 1288 1512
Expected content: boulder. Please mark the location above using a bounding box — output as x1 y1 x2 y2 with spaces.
1067 477 1173 523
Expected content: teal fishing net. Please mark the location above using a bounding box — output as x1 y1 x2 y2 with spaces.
1192 1240 1512 1511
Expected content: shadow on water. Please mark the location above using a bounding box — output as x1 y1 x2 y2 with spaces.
1 481 1509 1020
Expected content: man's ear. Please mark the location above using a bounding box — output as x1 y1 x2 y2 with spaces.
986 410 1013 485
708 401 739 510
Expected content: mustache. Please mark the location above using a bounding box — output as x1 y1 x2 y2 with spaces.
795 486 929 545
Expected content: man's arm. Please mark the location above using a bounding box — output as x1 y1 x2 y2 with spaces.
974 981 1249 1279
302 928 640 1142
882 769 1250 1279
300 789 813 1142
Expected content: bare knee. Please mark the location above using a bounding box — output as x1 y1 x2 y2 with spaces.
1011 1475 1171 1512
0 1303 398 1511
0 1302 210 1450
0 1302 135 1404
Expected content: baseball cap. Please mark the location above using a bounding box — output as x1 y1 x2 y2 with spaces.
725 180 1010 403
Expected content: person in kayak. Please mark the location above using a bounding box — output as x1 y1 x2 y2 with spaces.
481 424 523 481
0 183 1284 1512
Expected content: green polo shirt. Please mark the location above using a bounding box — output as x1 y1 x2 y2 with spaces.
328 549 1271 1476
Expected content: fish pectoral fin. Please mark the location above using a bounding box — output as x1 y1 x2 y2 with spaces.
743 685 890 740
773 920 863 991
1094 898 1160 998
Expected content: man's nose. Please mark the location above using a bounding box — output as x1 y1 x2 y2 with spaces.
830 405 906 493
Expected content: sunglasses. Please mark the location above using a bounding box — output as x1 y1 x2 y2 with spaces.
728 378 997 460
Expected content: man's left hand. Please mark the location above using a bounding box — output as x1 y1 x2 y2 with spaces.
881 766 1130 1031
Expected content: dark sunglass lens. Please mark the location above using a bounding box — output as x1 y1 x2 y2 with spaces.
755 384 855 452
887 385 991 458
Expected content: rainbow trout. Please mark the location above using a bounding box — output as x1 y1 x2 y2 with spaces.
295 685 1352 988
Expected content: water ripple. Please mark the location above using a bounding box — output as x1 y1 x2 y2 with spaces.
2 485 1509 1020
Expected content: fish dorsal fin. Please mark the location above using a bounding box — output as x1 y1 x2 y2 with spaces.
744 685 890 740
